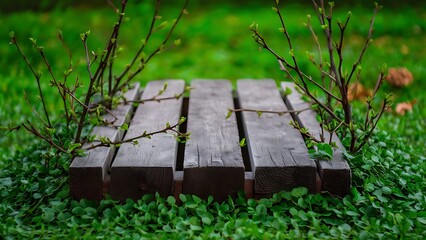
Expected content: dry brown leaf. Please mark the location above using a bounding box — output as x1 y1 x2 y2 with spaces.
395 100 417 115
386 67 414 87
348 82 372 101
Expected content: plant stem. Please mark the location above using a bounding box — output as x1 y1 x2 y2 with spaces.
11 37 52 128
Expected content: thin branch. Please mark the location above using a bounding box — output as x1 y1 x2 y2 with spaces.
114 0 162 84
346 5 380 87
355 98 390 152
11 36 52 128
229 107 311 116
75 33 96 143
86 121 184 150
114 0 189 92
252 30 342 122
22 121 68 153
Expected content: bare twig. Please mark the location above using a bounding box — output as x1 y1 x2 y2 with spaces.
86 121 187 150
11 35 52 128
229 107 311 116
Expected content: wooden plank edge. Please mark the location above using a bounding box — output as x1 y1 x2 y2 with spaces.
280 82 351 197
69 83 141 201
110 80 185 201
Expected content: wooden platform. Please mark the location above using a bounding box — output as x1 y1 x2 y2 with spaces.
70 79 351 201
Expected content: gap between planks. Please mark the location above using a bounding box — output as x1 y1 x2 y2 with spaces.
73 79 350 201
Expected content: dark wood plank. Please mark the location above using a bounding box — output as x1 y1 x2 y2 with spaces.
281 82 351 197
70 83 140 201
183 80 244 201
237 79 317 197
110 80 185 201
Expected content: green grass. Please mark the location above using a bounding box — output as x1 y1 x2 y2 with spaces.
0 2 425 238
1 2 425 152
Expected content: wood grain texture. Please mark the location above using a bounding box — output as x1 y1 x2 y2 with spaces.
237 79 317 197
183 80 244 201
70 83 140 201
281 82 351 197
110 80 184 201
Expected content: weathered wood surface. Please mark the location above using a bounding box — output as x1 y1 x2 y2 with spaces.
237 79 317 197
69 83 140 201
110 80 185 201
183 80 244 201
281 82 351 197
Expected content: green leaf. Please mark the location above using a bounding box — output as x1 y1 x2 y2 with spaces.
289 207 298 216
291 187 308 198
283 86 292 96
318 143 333 159
119 123 129 131
179 194 187 203
179 117 186 125
256 204 267 216
167 196 176 206
202 216 212 225
68 143 81 153
239 138 246 147
226 110 233 119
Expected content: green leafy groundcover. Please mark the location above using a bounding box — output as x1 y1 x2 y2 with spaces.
0 128 425 239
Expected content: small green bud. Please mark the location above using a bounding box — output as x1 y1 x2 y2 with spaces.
289 49 294 57
239 138 247 147
272 7 278 12
157 21 169 30
226 110 233 120
179 117 186 125
174 39 181 46
279 27 285 33
29 38 37 45
119 123 129 131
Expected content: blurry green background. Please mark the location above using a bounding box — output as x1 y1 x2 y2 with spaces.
1 0 425 154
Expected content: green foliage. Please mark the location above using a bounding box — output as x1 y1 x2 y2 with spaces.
1 125 425 238
308 142 334 160
0 2 425 238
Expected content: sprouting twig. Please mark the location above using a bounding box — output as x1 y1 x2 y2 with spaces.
86 121 187 150
10 35 52 128
229 107 311 116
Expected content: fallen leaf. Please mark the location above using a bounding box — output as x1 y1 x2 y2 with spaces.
386 67 414 87
348 82 372 101
395 100 417 115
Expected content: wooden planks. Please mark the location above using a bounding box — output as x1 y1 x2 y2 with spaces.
183 80 245 201
70 79 352 201
281 82 351 197
237 79 317 197
110 80 185 201
69 83 140 201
